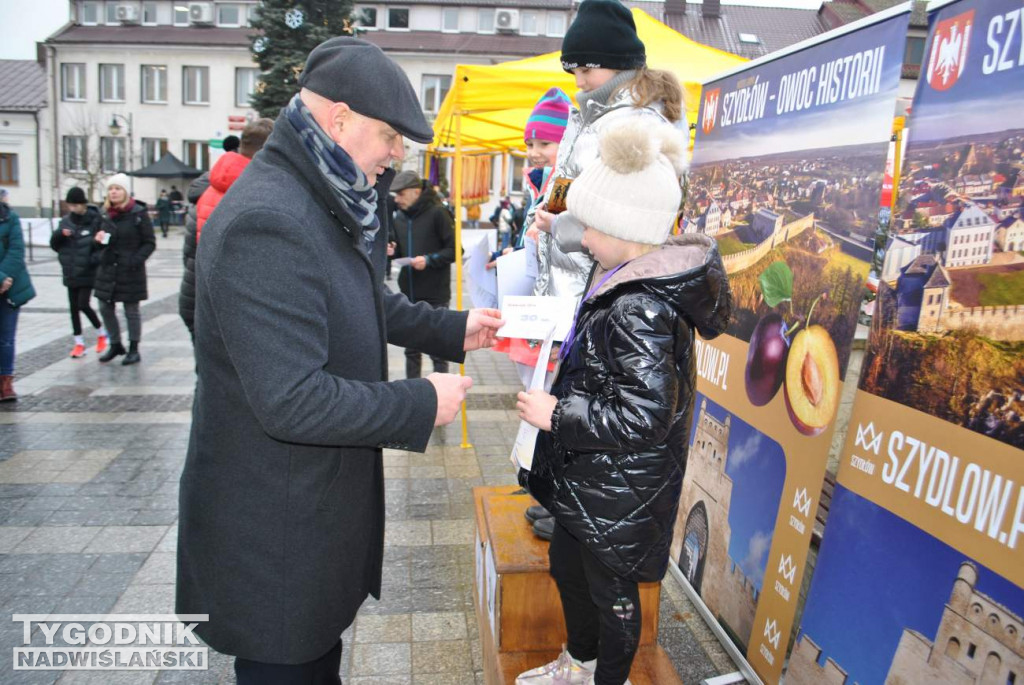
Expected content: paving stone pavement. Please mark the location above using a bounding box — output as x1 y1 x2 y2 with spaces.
0 227 735 683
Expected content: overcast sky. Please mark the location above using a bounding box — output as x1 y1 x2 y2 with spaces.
1 0 829 60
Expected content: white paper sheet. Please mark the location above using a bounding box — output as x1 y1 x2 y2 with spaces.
391 256 414 268
465 235 498 309
495 248 536 311
498 295 578 340
510 326 557 472
461 228 497 254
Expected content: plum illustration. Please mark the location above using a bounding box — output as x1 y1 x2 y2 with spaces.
744 313 790 406
783 325 841 436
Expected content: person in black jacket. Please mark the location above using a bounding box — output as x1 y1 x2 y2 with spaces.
389 169 457 378
93 174 156 365
515 123 732 685
50 187 108 358
178 172 209 341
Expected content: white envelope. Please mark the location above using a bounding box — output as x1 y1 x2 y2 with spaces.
498 295 578 341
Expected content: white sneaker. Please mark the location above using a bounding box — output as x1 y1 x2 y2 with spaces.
516 647 595 684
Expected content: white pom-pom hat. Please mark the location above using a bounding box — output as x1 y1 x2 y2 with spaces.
566 120 688 245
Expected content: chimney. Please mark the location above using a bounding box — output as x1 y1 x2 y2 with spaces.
665 0 686 16
703 0 722 18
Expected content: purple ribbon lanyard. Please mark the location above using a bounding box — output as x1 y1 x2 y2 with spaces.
559 262 628 361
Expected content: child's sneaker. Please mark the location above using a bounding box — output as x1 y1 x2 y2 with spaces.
96 335 108 354
516 648 594 684
70 343 86 358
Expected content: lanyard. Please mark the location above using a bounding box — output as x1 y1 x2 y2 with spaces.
558 261 629 361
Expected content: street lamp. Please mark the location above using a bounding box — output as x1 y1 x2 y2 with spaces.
108 113 134 194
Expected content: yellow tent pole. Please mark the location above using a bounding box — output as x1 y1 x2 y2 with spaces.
454 110 472 449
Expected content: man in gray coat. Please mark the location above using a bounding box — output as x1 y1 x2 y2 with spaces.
176 37 503 683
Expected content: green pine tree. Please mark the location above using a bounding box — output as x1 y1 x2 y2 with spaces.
249 0 358 119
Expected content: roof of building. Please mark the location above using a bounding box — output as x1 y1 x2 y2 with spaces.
924 263 950 289
47 24 252 47
0 60 47 111
624 1 828 59
361 30 562 56
820 0 927 30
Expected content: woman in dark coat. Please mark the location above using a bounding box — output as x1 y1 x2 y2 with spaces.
0 188 36 402
50 187 107 358
93 174 156 365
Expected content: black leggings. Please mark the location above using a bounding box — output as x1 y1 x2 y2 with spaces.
549 522 642 685
68 286 102 336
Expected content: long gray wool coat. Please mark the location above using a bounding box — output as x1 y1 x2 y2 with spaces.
176 113 469 664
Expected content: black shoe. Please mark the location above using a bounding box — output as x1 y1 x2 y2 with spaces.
524 504 552 523
122 342 141 366
532 516 554 541
98 342 126 363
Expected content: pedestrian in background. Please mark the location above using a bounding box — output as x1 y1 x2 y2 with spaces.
155 189 172 238
50 186 107 358
0 188 36 402
389 169 456 378
179 118 274 341
93 174 155 365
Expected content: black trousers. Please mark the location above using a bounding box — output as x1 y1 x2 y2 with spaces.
404 299 450 379
234 639 342 685
549 522 642 685
67 286 102 336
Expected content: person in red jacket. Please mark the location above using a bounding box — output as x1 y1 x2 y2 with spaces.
180 119 273 339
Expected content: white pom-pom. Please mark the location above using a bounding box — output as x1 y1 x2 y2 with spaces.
657 127 689 175
599 121 657 174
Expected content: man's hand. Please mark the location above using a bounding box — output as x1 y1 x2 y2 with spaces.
0 277 12 295
94 230 107 244
464 308 504 351
427 373 473 426
411 256 427 270
533 208 554 234
517 389 557 431
62 228 72 237
387 241 396 257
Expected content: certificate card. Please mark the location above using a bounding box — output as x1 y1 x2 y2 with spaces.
495 248 536 310
465 236 498 309
498 295 577 341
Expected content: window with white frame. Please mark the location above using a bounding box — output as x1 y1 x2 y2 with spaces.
520 11 538 35
141 65 167 103
142 2 158 24
100 137 126 172
183 140 210 171
61 63 86 101
546 12 566 36
141 138 168 167
355 7 378 28
236 68 259 108
183 66 210 105
0 154 19 187
174 5 189 25
218 4 242 26
478 8 494 32
105 1 119 24
63 136 87 172
99 63 125 102
421 74 451 114
387 8 409 29
81 1 99 24
442 8 459 32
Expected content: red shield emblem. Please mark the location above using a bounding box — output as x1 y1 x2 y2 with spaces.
926 10 974 91
702 88 720 135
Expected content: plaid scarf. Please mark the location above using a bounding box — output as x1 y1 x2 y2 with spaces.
284 95 380 252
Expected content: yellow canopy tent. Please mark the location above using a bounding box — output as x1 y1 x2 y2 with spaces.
434 9 745 447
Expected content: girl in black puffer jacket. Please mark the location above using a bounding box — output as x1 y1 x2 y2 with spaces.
516 122 731 685
50 187 107 358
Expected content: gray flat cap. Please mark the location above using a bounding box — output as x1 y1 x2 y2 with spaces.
299 37 435 144
391 170 422 193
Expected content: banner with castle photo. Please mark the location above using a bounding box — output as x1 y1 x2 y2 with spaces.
670 7 910 682
789 0 1024 682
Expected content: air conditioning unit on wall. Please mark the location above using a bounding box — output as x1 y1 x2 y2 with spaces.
496 9 520 32
189 2 215 25
116 4 140 24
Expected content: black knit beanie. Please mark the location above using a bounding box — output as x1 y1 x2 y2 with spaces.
560 0 646 73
